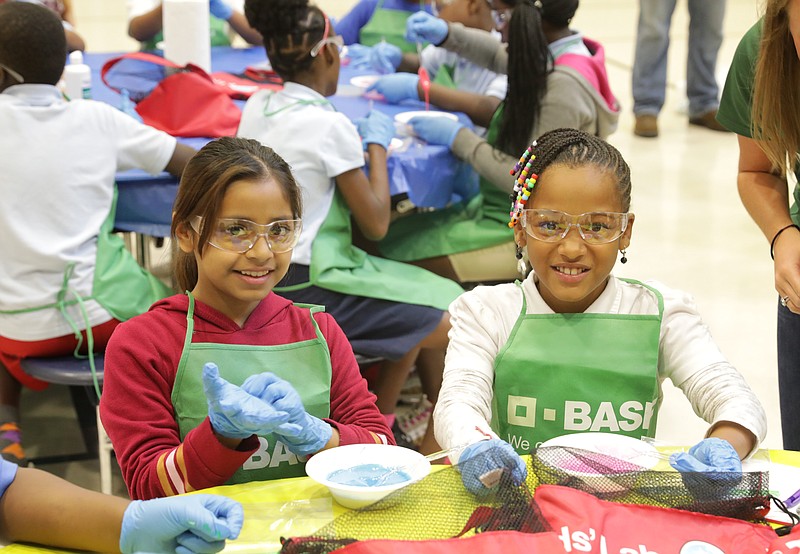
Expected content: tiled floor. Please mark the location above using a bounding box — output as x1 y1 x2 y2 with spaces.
26 0 781 495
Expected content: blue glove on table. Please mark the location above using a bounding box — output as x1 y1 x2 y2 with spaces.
355 109 396 150
371 42 403 74
458 439 528 495
209 0 234 20
405 12 449 45
120 494 244 554
670 438 742 498
367 73 420 104
202 363 291 439
242 372 333 457
409 115 464 147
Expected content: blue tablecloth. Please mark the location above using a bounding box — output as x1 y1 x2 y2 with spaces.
88 47 477 238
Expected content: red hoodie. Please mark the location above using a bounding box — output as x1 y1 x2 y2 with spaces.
100 292 392 500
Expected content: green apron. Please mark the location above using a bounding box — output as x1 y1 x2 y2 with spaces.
359 0 423 53
275 189 463 311
0 187 171 395
141 17 231 51
432 64 456 89
172 294 332 483
377 105 514 261
490 279 663 452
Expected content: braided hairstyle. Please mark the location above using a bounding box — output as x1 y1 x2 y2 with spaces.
172 137 303 292
508 128 630 227
497 0 579 157
244 0 326 80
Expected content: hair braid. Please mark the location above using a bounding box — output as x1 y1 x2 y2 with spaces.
244 0 325 79
508 128 631 226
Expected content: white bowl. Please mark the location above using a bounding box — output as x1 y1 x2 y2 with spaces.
394 110 459 125
305 444 430 509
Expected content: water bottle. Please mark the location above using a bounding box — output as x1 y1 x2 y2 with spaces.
63 50 91 100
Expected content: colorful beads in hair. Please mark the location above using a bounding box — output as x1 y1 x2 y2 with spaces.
508 141 538 228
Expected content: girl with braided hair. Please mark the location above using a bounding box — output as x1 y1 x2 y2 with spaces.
238 0 463 454
371 0 620 284
432 128 766 495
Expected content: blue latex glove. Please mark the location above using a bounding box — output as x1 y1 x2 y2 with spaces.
371 42 403 74
367 73 420 104
209 0 234 20
241 372 333 457
458 439 528 495
354 110 396 150
120 494 244 554
346 44 372 69
670 438 743 498
405 12 449 45
409 115 464 147
202 363 291 439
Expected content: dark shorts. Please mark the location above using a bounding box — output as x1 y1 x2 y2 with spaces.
277 265 443 361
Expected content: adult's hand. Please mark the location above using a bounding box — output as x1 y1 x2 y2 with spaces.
120 494 244 554
773 228 800 314
202 363 290 439
405 12 448 45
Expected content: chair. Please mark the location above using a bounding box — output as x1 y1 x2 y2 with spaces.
19 355 115 494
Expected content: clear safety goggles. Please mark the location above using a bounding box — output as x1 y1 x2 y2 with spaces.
192 216 302 254
310 15 345 57
521 209 629 245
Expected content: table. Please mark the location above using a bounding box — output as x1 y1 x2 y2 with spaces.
86 48 478 238
5 450 799 554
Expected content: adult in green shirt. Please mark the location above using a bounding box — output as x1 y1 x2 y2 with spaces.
717 0 800 452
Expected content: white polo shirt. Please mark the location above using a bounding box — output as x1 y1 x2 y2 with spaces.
0 84 176 340
237 82 366 266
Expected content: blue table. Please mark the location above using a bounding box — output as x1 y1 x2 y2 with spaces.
87 47 477 238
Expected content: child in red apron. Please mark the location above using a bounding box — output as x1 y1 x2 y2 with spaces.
432 128 766 494
100 137 393 500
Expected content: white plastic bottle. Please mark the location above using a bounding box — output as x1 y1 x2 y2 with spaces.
63 50 91 100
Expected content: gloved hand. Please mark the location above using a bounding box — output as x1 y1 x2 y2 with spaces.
367 73 420 104
370 42 403 74
409 115 464 147
208 0 234 20
355 110 396 150
346 44 374 70
405 12 449 45
202 362 291 439
670 437 743 498
241 372 333 457
120 494 244 554
458 439 527 495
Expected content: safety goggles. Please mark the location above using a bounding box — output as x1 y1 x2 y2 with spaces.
192 216 302 254
0 61 24 84
310 16 345 57
521 209 629 245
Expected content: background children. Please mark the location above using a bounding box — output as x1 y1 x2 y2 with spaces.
8 0 85 51
0 1 193 465
0 457 242 553
239 0 463 454
334 0 433 52
370 0 620 285
100 137 392 500
433 128 766 493
126 0 262 49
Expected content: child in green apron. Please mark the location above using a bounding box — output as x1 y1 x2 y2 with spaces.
239 0 464 455
334 0 433 52
127 0 262 49
100 137 393 499
369 2 620 285
433 128 766 494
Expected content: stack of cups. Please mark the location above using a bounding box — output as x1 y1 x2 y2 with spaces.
163 0 211 73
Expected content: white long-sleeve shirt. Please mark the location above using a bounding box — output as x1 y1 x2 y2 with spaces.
434 273 767 461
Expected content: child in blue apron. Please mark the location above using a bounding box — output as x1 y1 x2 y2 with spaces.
432 128 767 494
239 0 464 455
0 457 242 552
100 137 394 500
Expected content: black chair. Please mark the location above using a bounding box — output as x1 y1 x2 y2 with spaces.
19 355 114 494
